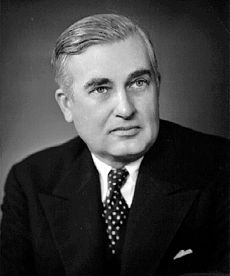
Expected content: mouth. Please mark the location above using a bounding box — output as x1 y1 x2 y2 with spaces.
110 126 141 136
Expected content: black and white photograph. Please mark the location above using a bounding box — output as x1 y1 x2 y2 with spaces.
0 0 229 275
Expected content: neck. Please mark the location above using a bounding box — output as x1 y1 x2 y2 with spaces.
92 152 144 169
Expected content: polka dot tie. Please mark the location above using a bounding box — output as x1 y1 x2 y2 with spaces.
102 168 129 255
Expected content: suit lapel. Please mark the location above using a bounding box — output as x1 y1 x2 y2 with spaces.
38 121 201 275
121 134 200 276
39 148 107 275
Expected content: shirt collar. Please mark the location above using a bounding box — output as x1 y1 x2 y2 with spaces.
91 153 144 205
91 153 144 180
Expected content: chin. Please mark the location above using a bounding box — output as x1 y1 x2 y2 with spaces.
111 140 152 161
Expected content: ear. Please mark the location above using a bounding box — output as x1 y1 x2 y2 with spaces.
55 89 73 122
155 72 161 97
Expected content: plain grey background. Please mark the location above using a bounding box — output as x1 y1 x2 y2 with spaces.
0 0 229 215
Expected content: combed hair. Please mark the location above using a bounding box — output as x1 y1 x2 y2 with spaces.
51 14 160 94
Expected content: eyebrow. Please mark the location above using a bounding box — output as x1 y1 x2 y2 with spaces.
126 69 152 84
83 69 152 90
84 78 112 90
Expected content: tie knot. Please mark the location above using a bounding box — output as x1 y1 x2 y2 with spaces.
108 168 129 189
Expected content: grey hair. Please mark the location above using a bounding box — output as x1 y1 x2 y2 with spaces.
51 14 160 95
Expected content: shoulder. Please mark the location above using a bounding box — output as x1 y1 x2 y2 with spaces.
159 119 229 161
8 136 87 193
153 119 229 188
15 136 85 167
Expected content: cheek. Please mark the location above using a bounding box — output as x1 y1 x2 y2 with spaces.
70 103 91 132
72 110 89 127
140 96 159 121
71 103 107 134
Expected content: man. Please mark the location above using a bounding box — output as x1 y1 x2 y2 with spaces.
0 14 229 276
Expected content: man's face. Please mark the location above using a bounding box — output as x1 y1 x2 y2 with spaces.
57 35 160 167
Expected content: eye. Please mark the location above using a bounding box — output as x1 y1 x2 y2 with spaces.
130 79 149 89
91 86 109 94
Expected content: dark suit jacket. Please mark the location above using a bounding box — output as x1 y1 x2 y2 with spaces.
0 120 229 276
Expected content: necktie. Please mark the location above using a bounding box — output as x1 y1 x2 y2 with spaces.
102 168 129 254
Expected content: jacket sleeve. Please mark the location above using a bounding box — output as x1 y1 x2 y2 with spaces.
0 166 36 276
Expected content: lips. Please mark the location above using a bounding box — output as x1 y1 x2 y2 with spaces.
110 126 140 136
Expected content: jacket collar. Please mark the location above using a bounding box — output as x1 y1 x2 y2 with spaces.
39 148 108 275
120 145 199 275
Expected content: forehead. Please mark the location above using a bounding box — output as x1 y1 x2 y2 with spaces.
67 35 151 84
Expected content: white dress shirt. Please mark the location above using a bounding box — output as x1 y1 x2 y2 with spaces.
91 154 143 207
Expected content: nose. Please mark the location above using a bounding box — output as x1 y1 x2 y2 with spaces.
115 89 136 119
